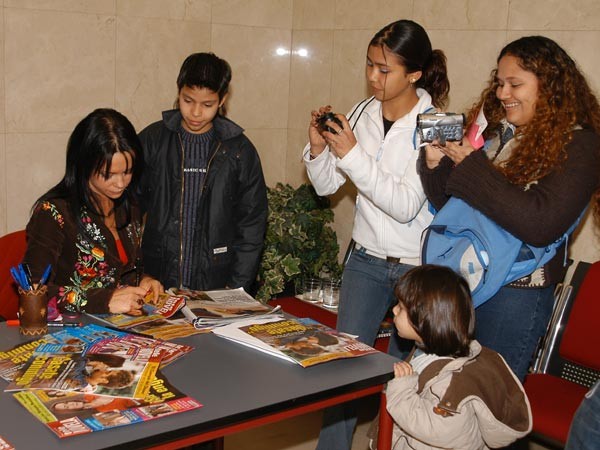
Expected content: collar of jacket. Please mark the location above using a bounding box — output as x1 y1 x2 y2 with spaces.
161 109 245 141
361 88 434 129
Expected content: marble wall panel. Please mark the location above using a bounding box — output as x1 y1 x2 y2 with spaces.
211 24 291 130
5 8 115 133
244 128 287 188
285 128 310 187
509 0 600 30
428 30 508 112
0 7 4 135
292 0 335 30
116 0 211 21
115 16 211 131
288 29 334 130
4 0 115 14
0 136 6 234
414 0 510 30
212 0 292 28
333 0 413 30
5 132 69 232
330 29 374 114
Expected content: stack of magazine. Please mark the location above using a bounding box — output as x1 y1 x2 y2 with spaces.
212 316 378 367
89 288 282 338
168 287 282 331
0 324 201 438
88 292 203 340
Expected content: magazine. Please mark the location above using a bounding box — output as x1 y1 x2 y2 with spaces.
89 293 187 330
0 335 59 382
5 337 163 399
127 318 204 340
86 333 193 367
13 370 202 438
0 325 129 383
212 317 378 367
168 287 281 330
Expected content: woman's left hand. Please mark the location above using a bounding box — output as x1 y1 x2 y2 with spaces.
434 138 476 166
139 276 164 304
321 114 356 159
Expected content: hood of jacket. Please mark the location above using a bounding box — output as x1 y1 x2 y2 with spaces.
418 340 532 447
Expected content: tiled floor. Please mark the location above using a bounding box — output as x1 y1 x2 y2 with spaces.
224 395 551 450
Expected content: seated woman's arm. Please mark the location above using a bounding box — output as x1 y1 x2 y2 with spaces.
23 201 147 314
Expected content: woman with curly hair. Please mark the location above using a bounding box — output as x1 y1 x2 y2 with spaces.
419 35 600 381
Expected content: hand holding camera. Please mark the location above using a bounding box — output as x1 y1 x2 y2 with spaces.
308 107 355 159
316 112 344 134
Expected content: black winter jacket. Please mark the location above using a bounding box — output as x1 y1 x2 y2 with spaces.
138 110 268 292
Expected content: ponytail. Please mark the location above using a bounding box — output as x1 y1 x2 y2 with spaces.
418 49 449 109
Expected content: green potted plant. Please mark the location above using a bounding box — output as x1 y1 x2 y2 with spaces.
255 183 342 302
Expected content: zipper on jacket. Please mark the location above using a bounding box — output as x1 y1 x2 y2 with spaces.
177 133 185 288
201 141 222 193
176 135 222 288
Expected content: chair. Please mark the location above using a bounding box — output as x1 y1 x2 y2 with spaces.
524 261 600 447
0 230 27 320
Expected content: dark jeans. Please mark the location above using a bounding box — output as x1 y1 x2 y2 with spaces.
475 285 555 381
316 250 413 450
566 380 600 450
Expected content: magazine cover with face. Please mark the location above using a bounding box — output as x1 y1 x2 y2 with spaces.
13 370 202 438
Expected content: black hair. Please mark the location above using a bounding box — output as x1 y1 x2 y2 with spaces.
369 19 449 109
395 265 475 357
38 108 143 229
176 52 232 114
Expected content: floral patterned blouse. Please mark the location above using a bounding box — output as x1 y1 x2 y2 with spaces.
23 198 143 314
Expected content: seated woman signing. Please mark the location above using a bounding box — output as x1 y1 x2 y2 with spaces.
23 108 163 315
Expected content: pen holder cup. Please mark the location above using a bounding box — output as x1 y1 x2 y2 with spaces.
18 285 48 336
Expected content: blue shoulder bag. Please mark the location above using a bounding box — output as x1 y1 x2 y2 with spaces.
421 197 581 307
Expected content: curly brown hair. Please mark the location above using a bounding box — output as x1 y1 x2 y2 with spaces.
465 36 600 222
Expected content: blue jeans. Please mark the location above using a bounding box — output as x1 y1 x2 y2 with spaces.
316 249 413 450
475 285 554 381
566 380 600 450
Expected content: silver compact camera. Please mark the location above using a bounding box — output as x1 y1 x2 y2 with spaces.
417 112 465 146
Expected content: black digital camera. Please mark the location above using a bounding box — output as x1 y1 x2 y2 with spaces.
316 112 343 134
416 112 465 146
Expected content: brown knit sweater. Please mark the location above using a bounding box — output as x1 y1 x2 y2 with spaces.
419 128 600 285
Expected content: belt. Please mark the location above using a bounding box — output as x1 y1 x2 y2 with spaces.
354 244 419 266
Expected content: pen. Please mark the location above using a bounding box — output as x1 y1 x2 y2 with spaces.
17 264 32 291
22 263 34 289
9 267 25 289
47 322 83 327
39 264 52 286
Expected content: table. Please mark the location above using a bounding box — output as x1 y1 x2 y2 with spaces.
0 319 397 449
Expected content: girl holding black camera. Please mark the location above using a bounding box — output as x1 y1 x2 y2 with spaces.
303 19 450 450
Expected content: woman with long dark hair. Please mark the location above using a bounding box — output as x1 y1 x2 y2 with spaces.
303 19 450 450
24 108 162 315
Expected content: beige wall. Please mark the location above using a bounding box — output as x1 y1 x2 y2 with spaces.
1 0 599 263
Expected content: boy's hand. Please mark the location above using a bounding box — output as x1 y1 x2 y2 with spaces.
393 361 414 378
